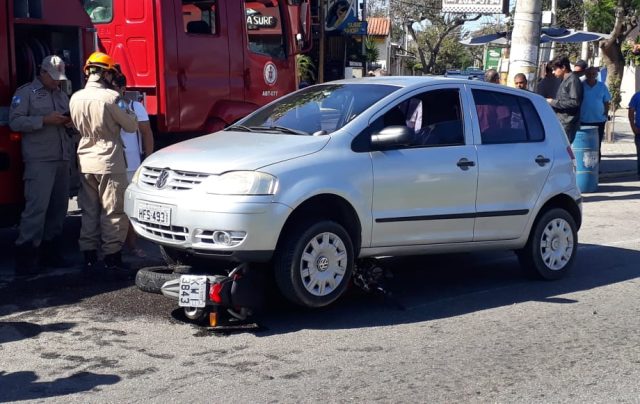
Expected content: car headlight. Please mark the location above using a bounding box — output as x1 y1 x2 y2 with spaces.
130 166 143 185
205 171 277 195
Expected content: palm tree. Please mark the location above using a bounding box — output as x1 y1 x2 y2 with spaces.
296 54 316 84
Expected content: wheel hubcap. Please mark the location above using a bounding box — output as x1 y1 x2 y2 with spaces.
539 218 574 270
299 232 347 297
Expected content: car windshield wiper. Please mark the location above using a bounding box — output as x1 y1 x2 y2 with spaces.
253 125 310 136
225 124 254 132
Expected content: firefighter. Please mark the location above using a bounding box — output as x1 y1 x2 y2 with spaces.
69 52 138 271
9 55 74 274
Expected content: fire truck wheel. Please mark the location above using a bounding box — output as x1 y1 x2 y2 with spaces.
135 266 181 294
274 220 354 308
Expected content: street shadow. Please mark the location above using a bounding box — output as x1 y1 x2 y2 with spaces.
0 215 165 317
0 321 75 344
234 243 640 336
581 181 640 202
0 370 119 402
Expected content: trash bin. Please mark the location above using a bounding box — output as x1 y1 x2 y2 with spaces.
572 126 599 193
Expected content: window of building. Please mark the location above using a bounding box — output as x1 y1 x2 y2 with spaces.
473 89 545 144
183 0 217 35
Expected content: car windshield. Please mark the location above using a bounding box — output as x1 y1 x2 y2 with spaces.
236 84 399 135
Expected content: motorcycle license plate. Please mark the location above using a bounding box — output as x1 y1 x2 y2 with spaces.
178 275 207 308
137 202 171 226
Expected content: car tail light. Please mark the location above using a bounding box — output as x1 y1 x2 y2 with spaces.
566 145 575 160
9 133 21 142
209 282 223 304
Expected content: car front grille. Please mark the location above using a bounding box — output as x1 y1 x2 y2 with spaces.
140 166 209 190
134 219 189 242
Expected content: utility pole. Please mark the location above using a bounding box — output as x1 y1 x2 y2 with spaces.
508 0 543 89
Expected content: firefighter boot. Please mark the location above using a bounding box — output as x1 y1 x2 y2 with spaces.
39 238 71 268
83 250 98 272
15 243 39 276
104 251 130 271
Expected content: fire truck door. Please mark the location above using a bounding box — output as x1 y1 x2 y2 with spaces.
176 0 231 132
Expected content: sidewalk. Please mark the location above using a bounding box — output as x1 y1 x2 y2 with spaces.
598 108 638 179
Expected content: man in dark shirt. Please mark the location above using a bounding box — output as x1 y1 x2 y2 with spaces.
547 55 583 143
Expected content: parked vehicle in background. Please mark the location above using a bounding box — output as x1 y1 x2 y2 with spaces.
0 0 94 226
445 67 485 81
125 76 582 310
84 0 311 140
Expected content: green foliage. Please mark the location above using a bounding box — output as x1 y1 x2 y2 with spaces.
364 36 380 63
296 54 315 82
584 0 617 33
622 38 640 66
608 76 622 111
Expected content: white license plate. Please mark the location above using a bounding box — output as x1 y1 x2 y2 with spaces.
178 275 207 308
137 202 171 226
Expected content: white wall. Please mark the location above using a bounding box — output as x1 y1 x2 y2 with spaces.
620 66 640 107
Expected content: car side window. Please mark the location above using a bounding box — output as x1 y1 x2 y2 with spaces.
472 89 545 144
407 89 465 147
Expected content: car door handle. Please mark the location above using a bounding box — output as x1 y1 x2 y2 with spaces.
456 158 476 170
535 155 551 166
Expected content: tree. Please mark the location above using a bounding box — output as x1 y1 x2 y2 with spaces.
391 0 480 74
585 0 639 107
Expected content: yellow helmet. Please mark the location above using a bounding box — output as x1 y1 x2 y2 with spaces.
84 51 116 73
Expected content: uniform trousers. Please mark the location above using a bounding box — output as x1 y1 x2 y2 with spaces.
16 161 69 247
78 173 129 255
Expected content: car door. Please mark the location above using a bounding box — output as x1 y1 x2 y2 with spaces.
470 87 553 241
369 85 478 246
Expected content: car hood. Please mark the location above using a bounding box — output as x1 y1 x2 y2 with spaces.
143 130 331 174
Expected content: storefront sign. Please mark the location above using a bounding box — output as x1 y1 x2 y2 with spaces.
325 0 358 32
442 0 508 14
343 21 368 36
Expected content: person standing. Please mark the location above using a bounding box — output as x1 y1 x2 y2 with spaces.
573 59 588 80
547 55 583 143
484 68 500 84
628 90 640 177
513 73 528 90
536 64 561 99
580 67 611 162
69 52 138 271
9 55 74 274
112 71 154 257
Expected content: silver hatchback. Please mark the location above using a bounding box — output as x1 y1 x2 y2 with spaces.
125 77 582 308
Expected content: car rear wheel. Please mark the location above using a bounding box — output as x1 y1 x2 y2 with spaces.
274 220 354 308
518 208 578 280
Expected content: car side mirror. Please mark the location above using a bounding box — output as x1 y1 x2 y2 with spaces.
370 126 415 150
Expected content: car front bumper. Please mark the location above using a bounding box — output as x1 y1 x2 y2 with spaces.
124 184 292 263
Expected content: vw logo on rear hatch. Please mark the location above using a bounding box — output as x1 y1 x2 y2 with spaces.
155 169 170 189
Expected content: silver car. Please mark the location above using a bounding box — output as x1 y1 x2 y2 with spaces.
125 77 582 308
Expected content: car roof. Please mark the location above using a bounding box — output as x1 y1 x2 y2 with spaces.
326 76 501 91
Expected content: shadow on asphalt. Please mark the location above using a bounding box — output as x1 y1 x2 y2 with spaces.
244 243 640 336
582 180 640 203
0 370 120 402
0 321 75 344
0 242 639 337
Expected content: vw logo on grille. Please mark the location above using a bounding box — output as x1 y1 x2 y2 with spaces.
155 169 170 189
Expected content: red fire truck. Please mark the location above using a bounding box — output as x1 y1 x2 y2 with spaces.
0 0 310 227
0 0 94 226
85 0 311 137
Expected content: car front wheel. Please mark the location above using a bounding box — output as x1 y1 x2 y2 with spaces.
274 220 354 308
518 208 578 280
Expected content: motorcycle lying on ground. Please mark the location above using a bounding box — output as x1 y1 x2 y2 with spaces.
135 247 402 330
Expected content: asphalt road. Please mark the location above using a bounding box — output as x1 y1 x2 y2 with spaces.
1 176 639 403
